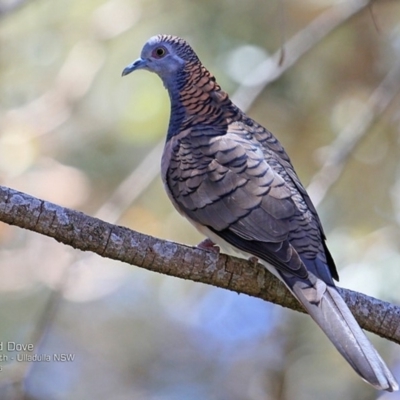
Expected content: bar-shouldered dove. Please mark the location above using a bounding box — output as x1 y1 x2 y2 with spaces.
122 34 398 391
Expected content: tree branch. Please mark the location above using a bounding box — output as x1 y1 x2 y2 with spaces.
0 185 399 344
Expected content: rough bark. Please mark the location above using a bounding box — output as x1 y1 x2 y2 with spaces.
0 185 398 344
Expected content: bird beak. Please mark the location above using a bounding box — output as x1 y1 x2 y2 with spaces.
121 58 147 76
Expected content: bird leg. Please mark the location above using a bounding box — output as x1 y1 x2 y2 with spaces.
197 238 220 253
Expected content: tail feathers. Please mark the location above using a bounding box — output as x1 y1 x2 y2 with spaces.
290 278 398 392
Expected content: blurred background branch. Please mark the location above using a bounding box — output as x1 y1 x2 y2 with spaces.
308 57 400 207
0 0 32 18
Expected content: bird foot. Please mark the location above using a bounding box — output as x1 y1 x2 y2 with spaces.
197 238 220 254
248 256 259 266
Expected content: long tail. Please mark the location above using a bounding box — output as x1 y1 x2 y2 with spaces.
288 276 398 392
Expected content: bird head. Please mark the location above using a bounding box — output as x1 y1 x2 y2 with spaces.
122 35 200 88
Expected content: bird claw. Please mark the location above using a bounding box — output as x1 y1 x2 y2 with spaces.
248 256 259 265
197 238 220 254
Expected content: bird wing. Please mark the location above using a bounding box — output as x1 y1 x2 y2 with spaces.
162 120 329 282
243 118 338 281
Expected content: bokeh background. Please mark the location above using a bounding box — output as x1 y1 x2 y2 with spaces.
1 0 400 399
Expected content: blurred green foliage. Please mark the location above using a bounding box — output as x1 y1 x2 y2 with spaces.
1 0 400 399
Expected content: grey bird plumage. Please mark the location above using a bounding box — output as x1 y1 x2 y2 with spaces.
122 34 398 391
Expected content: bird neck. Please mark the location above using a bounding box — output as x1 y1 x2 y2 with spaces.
165 62 239 141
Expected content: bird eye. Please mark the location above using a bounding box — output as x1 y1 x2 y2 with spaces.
153 47 167 58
